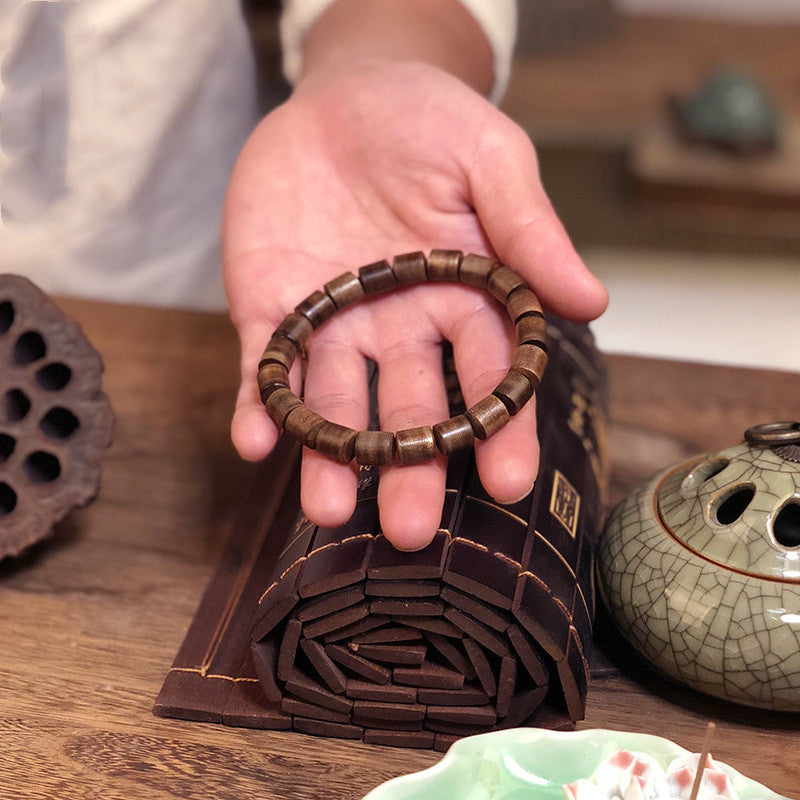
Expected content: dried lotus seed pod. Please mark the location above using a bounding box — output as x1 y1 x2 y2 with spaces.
0 275 114 559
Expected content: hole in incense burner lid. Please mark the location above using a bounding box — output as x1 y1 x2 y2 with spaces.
681 457 729 497
773 502 800 549
714 484 755 525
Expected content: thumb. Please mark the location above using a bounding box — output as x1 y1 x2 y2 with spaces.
467 118 608 322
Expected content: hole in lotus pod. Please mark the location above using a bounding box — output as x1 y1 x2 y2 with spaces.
0 301 14 334
35 362 72 391
13 330 47 365
3 389 31 422
23 451 61 483
773 502 800 549
715 484 755 525
39 407 79 439
0 482 17 515
0 433 15 462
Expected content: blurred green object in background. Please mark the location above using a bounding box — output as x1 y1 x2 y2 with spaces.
674 67 781 153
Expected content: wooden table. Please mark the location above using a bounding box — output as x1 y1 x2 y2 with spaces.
2 298 799 799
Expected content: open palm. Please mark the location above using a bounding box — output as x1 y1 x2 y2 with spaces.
223 60 607 550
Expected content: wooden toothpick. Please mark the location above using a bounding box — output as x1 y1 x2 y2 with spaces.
688 722 717 800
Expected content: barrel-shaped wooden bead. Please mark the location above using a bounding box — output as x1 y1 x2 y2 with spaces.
426 249 463 281
466 395 511 440
259 335 299 371
510 343 547 387
315 421 359 463
516 314 548 347
506 288 543 323
492 370 534 415
395 426 437 465
274 312 313 347
459 254 499 287
284 404 327 449
265 387 304 428
433 414 475 455
355 430 397 466
257 362 290 401
392 252 428 286
487 266 526 304
296 290 337 329
358 260 396 295
325 272 365 310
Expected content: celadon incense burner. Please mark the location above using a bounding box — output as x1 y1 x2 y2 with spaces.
598 422 800 710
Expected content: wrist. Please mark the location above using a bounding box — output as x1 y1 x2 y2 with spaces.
298 0 494 97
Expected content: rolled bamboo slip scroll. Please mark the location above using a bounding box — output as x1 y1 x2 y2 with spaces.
156 251 608 751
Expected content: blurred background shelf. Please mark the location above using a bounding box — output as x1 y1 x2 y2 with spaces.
502 13 800 258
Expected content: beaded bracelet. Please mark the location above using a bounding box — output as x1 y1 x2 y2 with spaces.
257 250 547 466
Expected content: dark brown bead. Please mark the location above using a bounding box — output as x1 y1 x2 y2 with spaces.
314 421 359 463
458 254 499 287
284 404 326 448
324 271 365 310
257 362 290 401
426 249 462 281
395 426 437 465
392 252 427 286
506 288 543 323
487 266 526 304
466 395 511 439
264 387 303 428
510 343 547 387
516 314 548 347
354 430 396 465
492 370 534 415
432 415 475 455
273 312 313 347
258 334 298 371
358 260 395 295
295 290 337 329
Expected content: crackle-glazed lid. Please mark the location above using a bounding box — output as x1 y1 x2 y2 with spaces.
657 422 800 581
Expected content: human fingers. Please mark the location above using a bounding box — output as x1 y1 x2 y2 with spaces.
300 335 369 528
448 298 539 504
467 117 608 322
231 319 291 461
374 333 450 552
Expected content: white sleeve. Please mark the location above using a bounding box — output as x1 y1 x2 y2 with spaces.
279 0 517 104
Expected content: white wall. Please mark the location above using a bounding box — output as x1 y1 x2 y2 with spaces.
583 247 800 372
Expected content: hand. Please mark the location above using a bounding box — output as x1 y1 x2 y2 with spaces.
223 59 607 550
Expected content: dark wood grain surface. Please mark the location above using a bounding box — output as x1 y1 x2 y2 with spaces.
2 297 798 799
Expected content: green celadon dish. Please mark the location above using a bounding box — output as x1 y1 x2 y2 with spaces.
361 728 788 800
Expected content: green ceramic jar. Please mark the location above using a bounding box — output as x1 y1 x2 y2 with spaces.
598 422 800 711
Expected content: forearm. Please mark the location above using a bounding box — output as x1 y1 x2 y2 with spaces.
299 0 495 96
